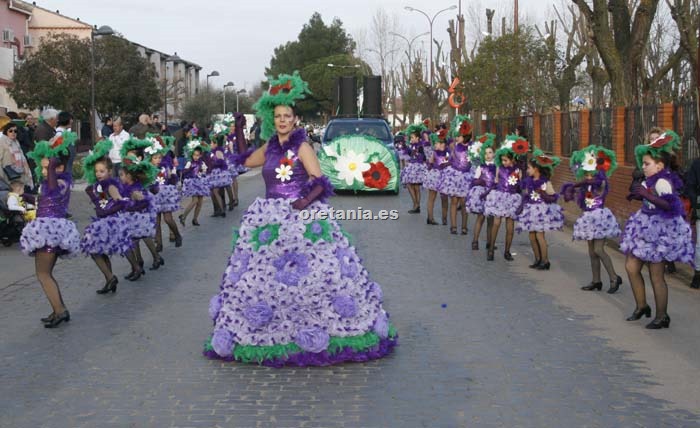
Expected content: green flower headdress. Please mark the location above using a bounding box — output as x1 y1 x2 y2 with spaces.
405 123 428 139
210 115 235 140
569 145 618 180
82 139 113 185
530 148 561 174
143 133 174 158
450 114 472 139
121 154 158 186
495 134 529 167
120 137 153 159
474 133 496 164
253 71 311 141
28 131 78 180
634 130 681 169
184 139 211 160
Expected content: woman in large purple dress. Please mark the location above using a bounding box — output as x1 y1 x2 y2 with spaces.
204 72 397 366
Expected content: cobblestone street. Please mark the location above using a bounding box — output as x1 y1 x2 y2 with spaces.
1 171 699 428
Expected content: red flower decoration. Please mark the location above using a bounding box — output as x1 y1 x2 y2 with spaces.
423 119 431 126
585 191 593 199
270 80 292 95
459 121 472 136
50 136 63 149
280 157 294 167
512 139 529 155
479 135 489 143
362 162 391 189
596 151 612 172
438 128 448 140
536 155 553 165
650 133 673 148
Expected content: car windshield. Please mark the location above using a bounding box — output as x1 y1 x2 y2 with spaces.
325 122 390 141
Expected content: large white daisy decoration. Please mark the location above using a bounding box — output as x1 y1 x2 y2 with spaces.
582 152 597 171
584 197 596 208
530 191 541 202
507 174 519 186
336 150 370 185
275 164 293 182
156 175 166 185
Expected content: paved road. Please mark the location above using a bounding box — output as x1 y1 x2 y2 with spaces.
1 172 699 428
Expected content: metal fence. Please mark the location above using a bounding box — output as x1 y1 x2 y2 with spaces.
624 105 658 164
540 114 553 153
674 100 699 169
589 108 613 149
560 111 580 156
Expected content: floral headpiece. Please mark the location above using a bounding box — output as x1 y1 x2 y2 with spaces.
405 123 428 139
634 130 681 169
82 139 113 184
120 137 153 159
121 154 158 186
210 121 230 140
475 134 496 164
569 145 618 180
144 133 174 158
28 131 78 180
253 71 311 141
495 134 529 167
184 139 211 160
530 148 561 174
450 114 472 138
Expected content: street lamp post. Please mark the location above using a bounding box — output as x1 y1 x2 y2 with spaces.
404 5 457 86
90 25 114 144
236 89 246 112
163 53 181 127
389 31 428 71
223 81 234 113
206 70 220 91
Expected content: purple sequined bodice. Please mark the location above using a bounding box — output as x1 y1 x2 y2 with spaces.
36 172 72 218
523 176 549 204
183 158 206 179
451 144 470 171
432 150 450 169
640 169 684 216
408 142 425 163
91 178 122 210
577 175 608 211
263 129 309 200
496 165 521 193
209 148 228 171
480 163 497 186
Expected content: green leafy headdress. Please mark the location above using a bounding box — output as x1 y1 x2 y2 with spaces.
530 148 561 174
184 139 211 160
143 133 174 159
473 133 496 164
28 131 78 180
569 145 618 180
495 134 529 167
405 123 428 139
121 155 158 186
634 130 681 169
210 114 235 140
120 137 153 159
253 71 312 141
82 139 113 185
450 114 472 139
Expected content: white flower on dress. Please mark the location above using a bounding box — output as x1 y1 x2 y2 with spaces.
275 164 293 182
156 176 166 185
336 150 370 185
582 152 597 171
584 197 596 208
540 182 548 191
530 191 541 202
507 174 519 186
96 184 103 194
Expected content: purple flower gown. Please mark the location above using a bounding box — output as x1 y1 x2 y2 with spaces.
204 128 397 367
152 154 182 213
181 159 210 197
465 162 496 214
484 165 523 218
423 149 449 192
120 183 157 239
516 176 564 232
400 142 427 185
568 173 621 241
619 169 694 265
20 171 80 257
80 178 133 256
440 143 472 198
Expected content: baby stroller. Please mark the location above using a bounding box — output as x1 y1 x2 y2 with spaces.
0 180 26 247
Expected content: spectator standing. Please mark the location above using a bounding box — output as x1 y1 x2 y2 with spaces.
56 111 75 175
108 117 129 178
685 154 700 289
0 120 34 189
34 109 58 143
101 116 113 139
250 118 262 147
129 113 158 138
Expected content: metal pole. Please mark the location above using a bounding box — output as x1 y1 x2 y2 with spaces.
164 66 168 128
514 0 519 33
223 89 227 114
236 92 240 112
90 29 96 144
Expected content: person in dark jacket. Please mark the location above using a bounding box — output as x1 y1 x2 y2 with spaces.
34 109 58 143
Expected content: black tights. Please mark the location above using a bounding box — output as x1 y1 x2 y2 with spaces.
210 188 224 213
587 239 617 283
155 212 181 248
489 217 514 253
407 184 421 209
472 215 493 245
182 196 203 222
133 238 159 266
625 256 668 320
35 251 66 314
450 197 467 231
528 231 549 263
427 190 448 222
91 254 114 282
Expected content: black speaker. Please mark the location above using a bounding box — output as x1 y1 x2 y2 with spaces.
336 77 358 117
362 76 382 118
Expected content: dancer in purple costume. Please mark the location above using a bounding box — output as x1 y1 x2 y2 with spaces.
81 140 133 295
21 132 81 328
561 145 622 294
179 140 210 227
206 137 233 218
516 150 564 271
119 155 163 281
400 123 428 213
442 115 473 235
620 130 693 329
483 136 524 262
424 129 450 225
204 72 397 366
394 133 409 169
466 134 496 251
146 136 183 251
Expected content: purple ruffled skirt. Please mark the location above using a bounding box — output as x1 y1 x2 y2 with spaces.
619 210 694 266
122 210 156 239
80 214 133 256
204 197 397 367
572 208 621 241
516 202 564 232
208 168 233 189
422 168 443 192
20 217 80 258
484 190 522 218
440 166 471 198
400 162 426 185
398 152 410 162
465 185 487 214
154 184 181 213
182 177 210 197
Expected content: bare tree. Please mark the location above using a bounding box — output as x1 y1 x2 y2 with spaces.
666 0 699 95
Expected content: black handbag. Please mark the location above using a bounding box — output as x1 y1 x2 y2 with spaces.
3 165 21 181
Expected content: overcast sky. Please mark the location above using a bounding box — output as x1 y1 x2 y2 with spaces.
35 0 549 90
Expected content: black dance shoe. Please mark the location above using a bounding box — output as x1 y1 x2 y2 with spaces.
442 218 448 225
581 281 603 291
178 214 186 226
96 276 118 294
450 227 457 235
645 315 670 329
175 235 183 248
528 260 541 269
690 272 700 289
487 250 494 261
607 276 622 294
626 305 651 321
471 242 479 251
149 256 165 271
427 218 438 225
665 262 677 274
126 269 145 281
408 207 420 214
156 243 163 253
461 228 468 235
536 261 551 271
192 220 200 226
40 312 55 323
503 251 514 261
44 310 70 328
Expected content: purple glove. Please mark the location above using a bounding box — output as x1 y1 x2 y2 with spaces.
540 192 558 204
96 199 127 218
471 178 486 187
560 183 575 202
639 191 672 211
480 190 491 201
292 185 325 210
126 197 150 212
47 157 60 190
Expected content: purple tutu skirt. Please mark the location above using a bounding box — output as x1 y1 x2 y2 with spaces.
398 152 410 162
422 168 444 192
484 190 522 218
208 168 233 189
465 185 487 214
20 217 80 258
154 184 181 213
80 214 133 256
516 202 564 232
620 211 694 266
204 197 397 367
440 166 471 198
122 210 156 239
182 177 210 197
227 163 240 180
572 208 620 241
401 162 427 185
